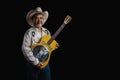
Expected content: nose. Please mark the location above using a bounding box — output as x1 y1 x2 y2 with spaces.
39 17 43 22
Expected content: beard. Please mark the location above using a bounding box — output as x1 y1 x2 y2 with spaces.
36 23 43 27
35 21 43 28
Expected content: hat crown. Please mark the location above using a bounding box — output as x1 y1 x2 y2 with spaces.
36 7 42 12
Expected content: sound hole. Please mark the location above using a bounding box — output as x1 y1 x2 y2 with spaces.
32 45 49 62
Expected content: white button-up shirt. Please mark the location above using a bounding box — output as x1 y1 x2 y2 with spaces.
21 27 51 66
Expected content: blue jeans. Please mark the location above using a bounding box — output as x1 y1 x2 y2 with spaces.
26 61 51 80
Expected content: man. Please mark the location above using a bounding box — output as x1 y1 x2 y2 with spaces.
21 7 59 80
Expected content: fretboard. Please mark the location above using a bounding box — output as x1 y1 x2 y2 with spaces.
47 23 66 45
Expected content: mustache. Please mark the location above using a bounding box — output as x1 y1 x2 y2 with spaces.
36 23 43 27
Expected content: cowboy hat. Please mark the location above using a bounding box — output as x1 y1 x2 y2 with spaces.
26 7 49 26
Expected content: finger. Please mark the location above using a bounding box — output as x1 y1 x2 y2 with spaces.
39 62 43 66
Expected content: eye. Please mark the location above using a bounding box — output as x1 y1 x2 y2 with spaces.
40 17 44 20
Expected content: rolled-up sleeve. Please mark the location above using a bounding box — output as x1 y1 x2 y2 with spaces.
21 31 39 66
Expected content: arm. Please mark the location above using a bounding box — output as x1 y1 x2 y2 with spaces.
21 31 39 66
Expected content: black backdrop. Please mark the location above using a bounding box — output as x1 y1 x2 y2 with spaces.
1 0 108 80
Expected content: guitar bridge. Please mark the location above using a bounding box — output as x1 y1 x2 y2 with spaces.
48 45 52 51
41 41 46 45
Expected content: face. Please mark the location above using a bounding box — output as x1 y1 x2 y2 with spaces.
33 14 44 28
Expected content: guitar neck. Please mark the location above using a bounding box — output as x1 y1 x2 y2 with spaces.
47 23 66 45
47 15 72 45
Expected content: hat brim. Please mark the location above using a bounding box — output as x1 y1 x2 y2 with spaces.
26 9 48 27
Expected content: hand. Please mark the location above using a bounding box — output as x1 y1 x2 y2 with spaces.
36 62 43 69
55 43 59 49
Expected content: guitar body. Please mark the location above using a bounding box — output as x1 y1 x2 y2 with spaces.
31 35 57 69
